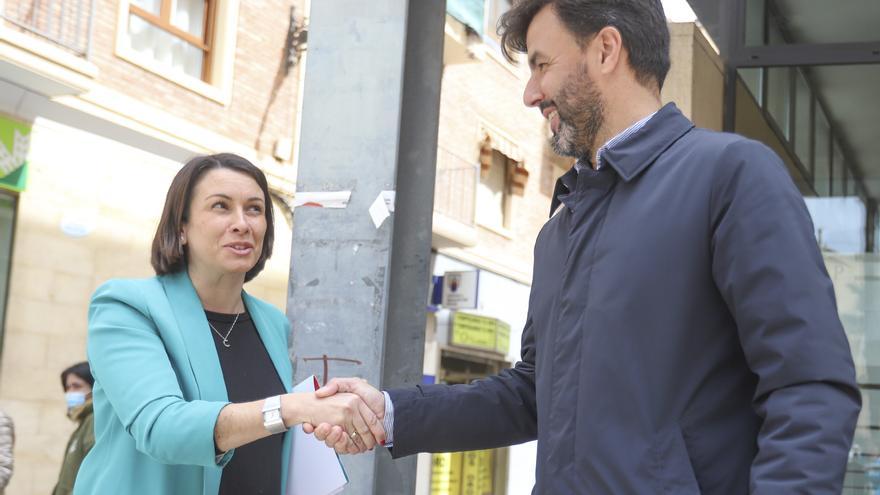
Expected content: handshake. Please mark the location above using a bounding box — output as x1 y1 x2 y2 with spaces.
296 378 387 455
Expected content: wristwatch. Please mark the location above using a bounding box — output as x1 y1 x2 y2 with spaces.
262 395 288 434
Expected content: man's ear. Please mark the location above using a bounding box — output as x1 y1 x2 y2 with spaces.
594 26 624 76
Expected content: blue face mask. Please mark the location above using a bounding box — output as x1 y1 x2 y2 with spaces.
65 392 86 411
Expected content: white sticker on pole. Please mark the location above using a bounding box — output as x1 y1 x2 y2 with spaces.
292 191 352 209
369 190 396 228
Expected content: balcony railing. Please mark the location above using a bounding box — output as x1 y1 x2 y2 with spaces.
2 0 95 57
434 147 478 227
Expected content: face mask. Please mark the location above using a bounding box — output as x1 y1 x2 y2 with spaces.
65 392 86 411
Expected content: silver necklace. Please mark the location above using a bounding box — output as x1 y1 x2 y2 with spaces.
208 312 240 348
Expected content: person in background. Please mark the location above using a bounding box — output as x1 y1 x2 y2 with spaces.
0 407 13 494
53 361 94 495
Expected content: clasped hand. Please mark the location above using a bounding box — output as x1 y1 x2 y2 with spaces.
301 378 385 455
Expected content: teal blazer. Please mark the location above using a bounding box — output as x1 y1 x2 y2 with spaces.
74 271 293 495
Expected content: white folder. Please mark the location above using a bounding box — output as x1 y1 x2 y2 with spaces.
285 375 349 495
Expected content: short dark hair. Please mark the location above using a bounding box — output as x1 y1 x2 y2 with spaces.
61 361 93 390
499 0 671 90
151 153 275 283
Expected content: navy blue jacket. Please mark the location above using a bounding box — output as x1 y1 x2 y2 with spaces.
388 103 860 494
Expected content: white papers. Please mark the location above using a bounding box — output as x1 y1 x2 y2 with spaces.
292 191 352 209
369 190 396 228
286 376 349 495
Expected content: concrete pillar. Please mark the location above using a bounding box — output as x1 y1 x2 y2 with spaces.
287 1 446 493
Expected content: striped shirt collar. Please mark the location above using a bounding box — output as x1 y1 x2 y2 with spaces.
575 110 658 172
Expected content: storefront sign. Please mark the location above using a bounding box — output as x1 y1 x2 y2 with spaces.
451 311 511 355
430 452 462 495
461 449 494 495
0 115 30 192
431 449 494 495
441 270 479 309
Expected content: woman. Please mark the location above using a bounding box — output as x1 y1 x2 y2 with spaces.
74 154 383 495
54 362 95 495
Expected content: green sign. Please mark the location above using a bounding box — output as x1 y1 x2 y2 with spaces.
0 115 31 192
451 312 511 355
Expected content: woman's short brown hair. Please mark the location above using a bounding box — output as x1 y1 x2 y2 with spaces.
151 153 275 283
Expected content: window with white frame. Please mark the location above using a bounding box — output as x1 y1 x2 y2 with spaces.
477 149 512 231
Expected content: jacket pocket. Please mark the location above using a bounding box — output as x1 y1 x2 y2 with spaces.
649 423 702 494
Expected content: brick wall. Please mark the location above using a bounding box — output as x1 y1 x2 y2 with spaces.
4 0 304 161
437 48 572 281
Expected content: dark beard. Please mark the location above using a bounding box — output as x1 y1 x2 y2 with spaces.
549 63 605 161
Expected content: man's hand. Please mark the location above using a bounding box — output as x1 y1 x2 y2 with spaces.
302 378 386 454
283 389 385 452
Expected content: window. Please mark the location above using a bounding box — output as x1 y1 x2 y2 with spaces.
477 150 512 232
832 142 846 197
792 71 812 169
484 0 511 46
116 0 239 103
739 68 763 105
126 0 214 80
766 67 791 139
813 108 831 196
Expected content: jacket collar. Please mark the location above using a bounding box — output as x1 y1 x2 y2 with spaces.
160 271 292 401
549 103 694 217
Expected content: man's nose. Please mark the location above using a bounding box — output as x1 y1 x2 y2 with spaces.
523 75 543 108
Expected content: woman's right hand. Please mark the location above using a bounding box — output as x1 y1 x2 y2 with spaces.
283 392 385 452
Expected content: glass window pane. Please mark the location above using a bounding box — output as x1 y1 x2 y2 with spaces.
131 0 161 15
761 0 880 44
171 0 206 38
793 72 812 168
767 68 791 139
484 0 511 45
744 0 765 46
814 109 831 196
128 14 204 79
806 198 865 253
476 151 508 229
846 170 857 197
832 142 846 196
739 68 763 106
0 193 14 350
767 16 786 45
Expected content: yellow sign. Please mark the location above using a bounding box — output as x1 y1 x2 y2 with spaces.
431 452 462 495
432 450 494 495
494 320 510 355
461 450 494 495
451 312 511 355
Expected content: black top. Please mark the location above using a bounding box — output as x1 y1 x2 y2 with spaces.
207 309 286 495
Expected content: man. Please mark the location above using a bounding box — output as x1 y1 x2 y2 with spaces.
309 0 861 492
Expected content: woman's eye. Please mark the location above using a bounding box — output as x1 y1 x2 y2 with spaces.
212 202 227 210
248 205 263 214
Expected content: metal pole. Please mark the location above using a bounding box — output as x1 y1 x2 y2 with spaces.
287 1 445 494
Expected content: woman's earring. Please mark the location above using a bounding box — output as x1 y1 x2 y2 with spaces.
179 234 185 256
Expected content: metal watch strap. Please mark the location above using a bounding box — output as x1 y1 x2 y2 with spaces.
261 395 287 434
